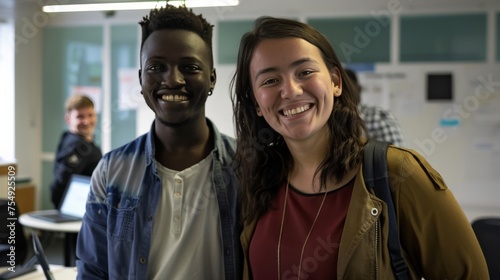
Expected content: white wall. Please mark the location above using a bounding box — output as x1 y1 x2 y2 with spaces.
10 1 500 220
13 5 43 208
375 63 500 221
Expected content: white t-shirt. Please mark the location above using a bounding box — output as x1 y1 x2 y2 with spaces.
147 154 224 280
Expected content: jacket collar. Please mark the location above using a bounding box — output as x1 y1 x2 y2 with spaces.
143 118 229 167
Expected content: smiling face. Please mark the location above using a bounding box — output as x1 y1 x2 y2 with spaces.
139 29 216 126
66 106 96 140
250 37 342 144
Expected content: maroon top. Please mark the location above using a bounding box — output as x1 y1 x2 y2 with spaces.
249 178 354 280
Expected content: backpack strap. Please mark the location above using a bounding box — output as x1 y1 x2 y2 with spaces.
363 139 409 280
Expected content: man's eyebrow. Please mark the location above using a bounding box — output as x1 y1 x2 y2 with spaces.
179 56 205 64
254 57 318 81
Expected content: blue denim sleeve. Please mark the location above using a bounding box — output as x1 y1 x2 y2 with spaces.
76 159 110 279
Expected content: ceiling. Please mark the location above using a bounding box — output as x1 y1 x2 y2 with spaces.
1 0 499 23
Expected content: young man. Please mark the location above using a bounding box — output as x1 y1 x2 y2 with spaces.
76 6 242 280
345 68 407 147
50 94 102 208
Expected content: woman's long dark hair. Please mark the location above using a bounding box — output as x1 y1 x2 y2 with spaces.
230 16 366 224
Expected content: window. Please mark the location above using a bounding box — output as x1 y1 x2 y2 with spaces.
0 22 15 160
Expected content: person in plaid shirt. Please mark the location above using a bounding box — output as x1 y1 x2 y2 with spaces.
345 69 407 147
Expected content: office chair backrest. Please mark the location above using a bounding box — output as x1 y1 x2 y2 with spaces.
471 217 500 280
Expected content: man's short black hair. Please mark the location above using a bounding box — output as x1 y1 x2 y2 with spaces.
138 5 214 65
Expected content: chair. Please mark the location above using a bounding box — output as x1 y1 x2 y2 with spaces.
0 199 28 266
471 217 500 280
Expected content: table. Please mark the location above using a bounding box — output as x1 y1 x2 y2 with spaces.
19 211 82 267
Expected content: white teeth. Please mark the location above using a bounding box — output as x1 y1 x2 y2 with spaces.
161 95 188 102
283 104 310 116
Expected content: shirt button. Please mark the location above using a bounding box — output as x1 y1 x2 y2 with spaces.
174 216 180 222
139 257 147 264
175 178 182 184
174 192 181 197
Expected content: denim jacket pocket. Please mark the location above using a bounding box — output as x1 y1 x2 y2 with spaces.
106 195 140 241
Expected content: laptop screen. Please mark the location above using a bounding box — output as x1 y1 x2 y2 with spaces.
58 175 91 218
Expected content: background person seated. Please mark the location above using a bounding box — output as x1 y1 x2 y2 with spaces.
49 94 102 208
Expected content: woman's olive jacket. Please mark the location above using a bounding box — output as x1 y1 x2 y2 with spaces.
241 146 489 280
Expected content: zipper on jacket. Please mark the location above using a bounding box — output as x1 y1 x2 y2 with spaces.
374 220 379 280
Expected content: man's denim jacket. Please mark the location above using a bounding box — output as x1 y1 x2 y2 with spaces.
76 119 242 280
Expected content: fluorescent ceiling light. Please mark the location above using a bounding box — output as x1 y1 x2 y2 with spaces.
42 0 239 13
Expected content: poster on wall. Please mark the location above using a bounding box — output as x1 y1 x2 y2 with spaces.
460 65 500 207
71 86 102 113
464 78 500 181
118 68 142 111
382 69 425 117
357 72 390 110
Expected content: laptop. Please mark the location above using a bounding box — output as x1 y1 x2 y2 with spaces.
29 174 91 223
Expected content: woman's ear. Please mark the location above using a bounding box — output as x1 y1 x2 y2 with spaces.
331 68 342 96
256 106 263 116
333 86 342 96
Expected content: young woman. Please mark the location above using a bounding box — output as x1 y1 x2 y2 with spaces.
231 16 488 280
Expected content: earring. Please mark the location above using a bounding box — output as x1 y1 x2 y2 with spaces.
333 86 341 96
208 89 213 96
